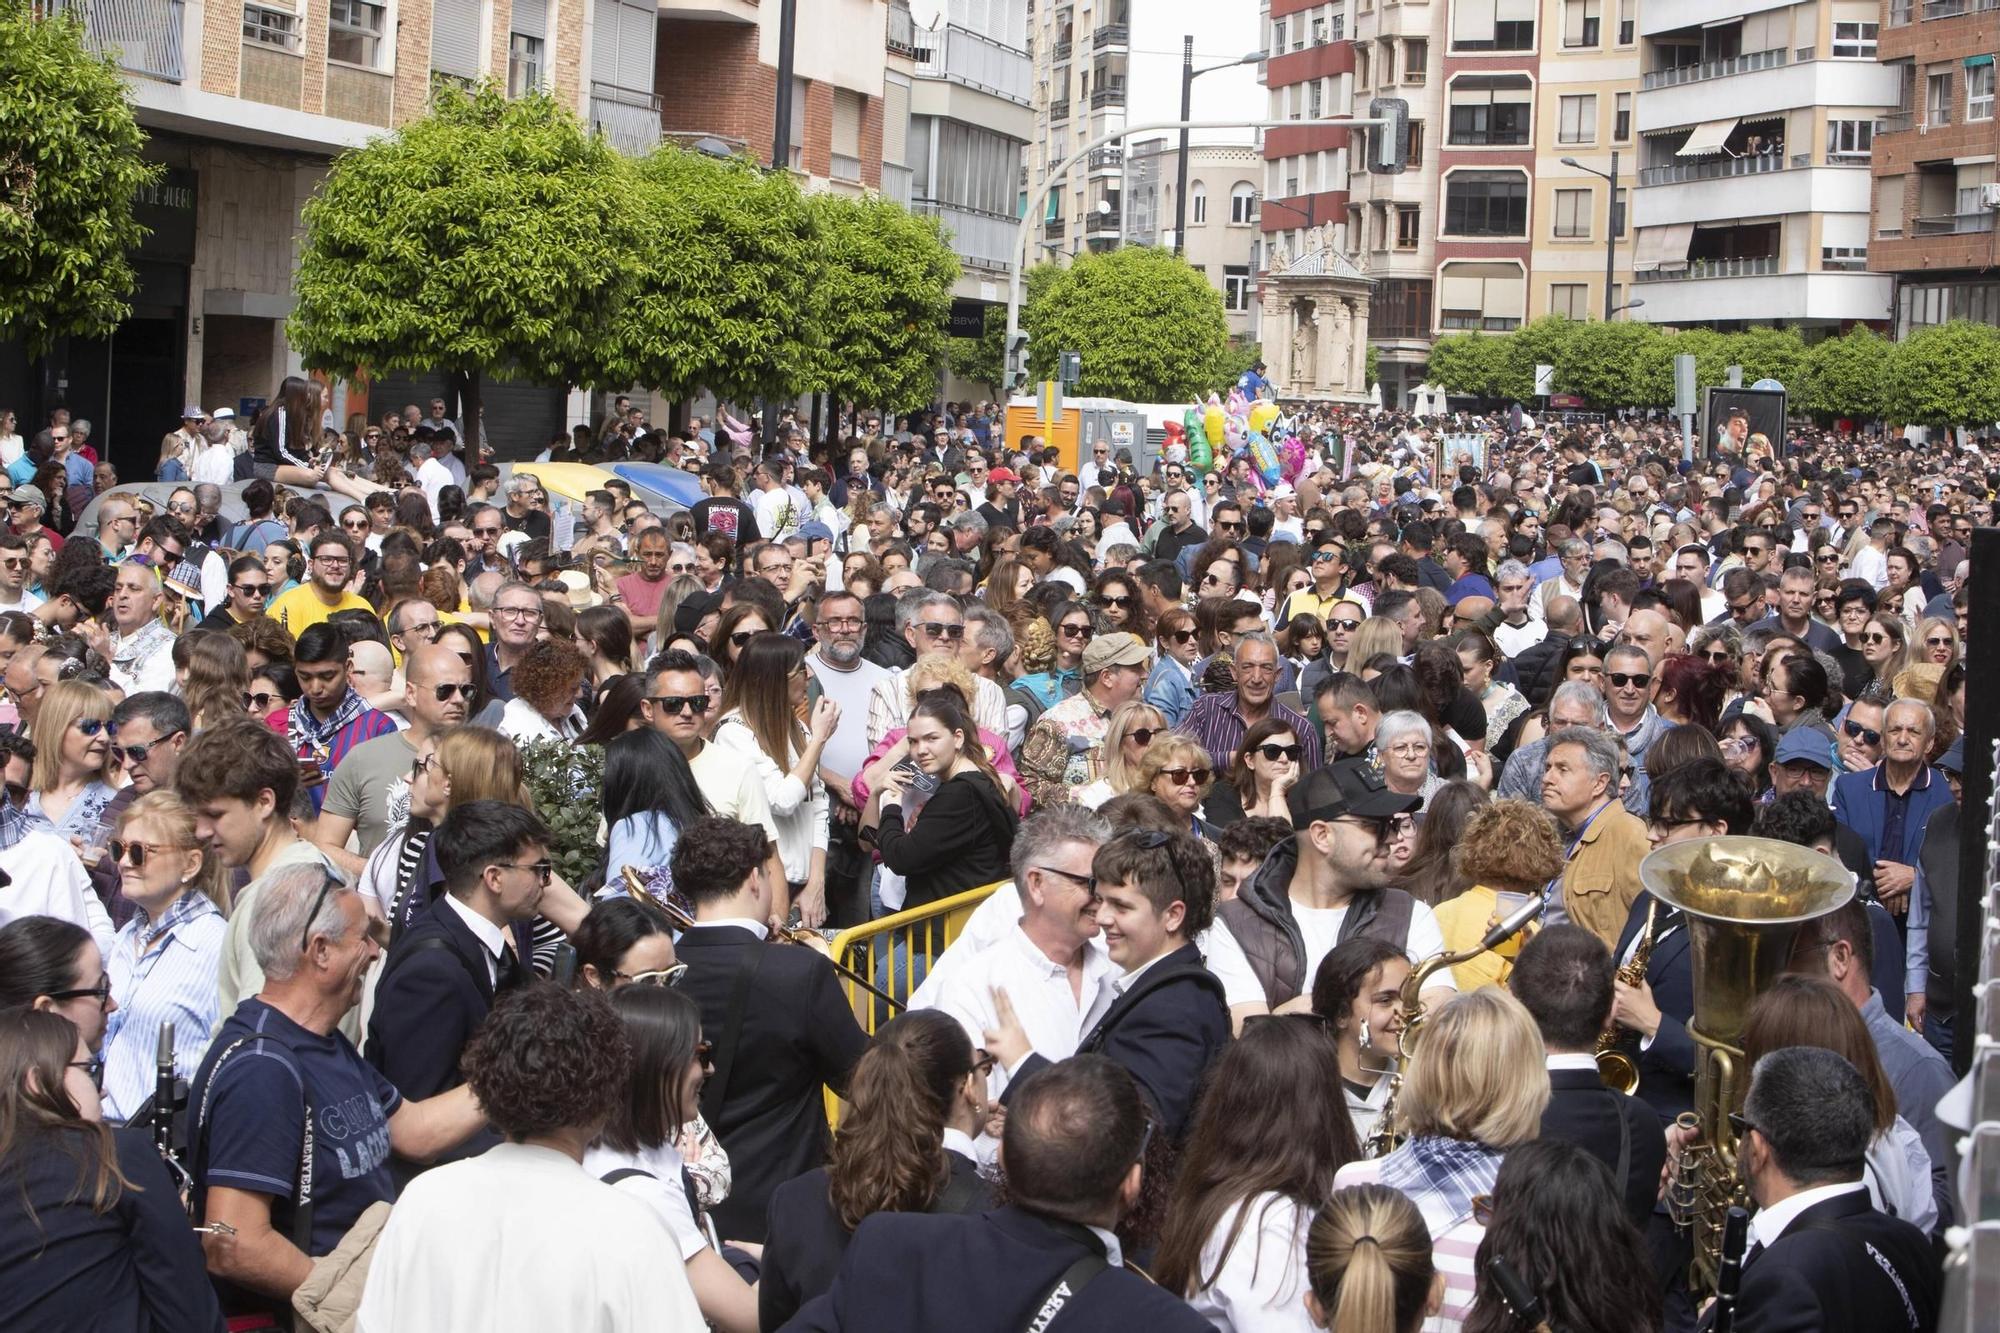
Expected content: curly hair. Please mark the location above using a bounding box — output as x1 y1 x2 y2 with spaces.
416 563 463 614
226 613 297 667
1452 799 1564 894
827 1009 974 1231
1135 734 1214 800
905 651 976 710
508 639 589 718
462 983 630 1140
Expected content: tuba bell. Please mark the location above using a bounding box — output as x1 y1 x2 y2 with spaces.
1643 836 1854 1297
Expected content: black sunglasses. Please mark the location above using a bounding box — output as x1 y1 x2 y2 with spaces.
649 694 710 716
1606 672 1652 689
244 690 278 711
1127 727 1161 748
110 730 184 765
430 682 475 701
498 860 555 885
1165 628 1197 644
1255 743 1304 762
1843 720 1882 746
299 872 343 956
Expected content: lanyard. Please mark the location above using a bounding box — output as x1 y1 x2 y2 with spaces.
1543 800 1613 906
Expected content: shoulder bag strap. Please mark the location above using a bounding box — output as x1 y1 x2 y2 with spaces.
699 945 767 1122
1599 1088 1633 1206
191 1034 313 1252
1021 1223 1111 1333
599 1167 657 1187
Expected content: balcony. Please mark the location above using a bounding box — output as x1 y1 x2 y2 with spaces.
1093 23 1128 50
590 83 662 155
1920 0 2000 16
917 24 1032 105
1049 98 1070 121
1914 211 1997 234
886 1 918 57
880 161 913 206
830 153 862 182
1053 38 1072 62
1637 153 1787 187
58 0 185 82
1087 145 1123 171
1085 206 1122 235
1090 82 1125 109
1879 110 1917 133
912 199 1017 270
1642 47 1786 91
1635 254 1779 282
1044 215 1066 239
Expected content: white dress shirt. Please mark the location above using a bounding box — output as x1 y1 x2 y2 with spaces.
1205 896 1455 1010
922 924 1116 1104
441 892 507 987
1746 1180 1870 1253
1186 1193 1319 1333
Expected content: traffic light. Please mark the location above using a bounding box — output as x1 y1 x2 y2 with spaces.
1058 351 1081 386
1368 97 1410 175
1007 332 1030 390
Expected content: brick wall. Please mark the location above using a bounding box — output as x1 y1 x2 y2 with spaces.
802 78 832 177
554 0 585 114
657 20 776 161
393 0 434 125
300 0 328 114
860 94 883 188
200 0 239 96
491 0 514 83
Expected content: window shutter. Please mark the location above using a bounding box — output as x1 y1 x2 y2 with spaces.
432 0 481 77
512 0 545 41
1452 0 1497 44
832 89 863 158
883 73 911 166
619 0 654 92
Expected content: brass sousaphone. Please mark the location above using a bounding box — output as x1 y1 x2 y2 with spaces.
1640 835 1854 1296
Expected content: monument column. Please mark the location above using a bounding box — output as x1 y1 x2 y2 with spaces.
1315 291 1339 395
1349 298 1369 395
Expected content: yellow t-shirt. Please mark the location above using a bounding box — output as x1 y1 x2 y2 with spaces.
1431 884 1535 990
268 584 374 635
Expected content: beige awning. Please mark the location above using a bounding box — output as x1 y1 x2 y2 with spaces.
1631 223 1696 271
1676 118 1739 157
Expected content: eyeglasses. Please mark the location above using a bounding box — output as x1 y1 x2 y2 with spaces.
1728 599 1759 615
1842 720 1882 746
426 682 474 701
1059 623 1093 640
1726 1112 1759 1142
47 973 113 1005
1607 672 1652 689
818 616 864 632
498 860 555 885
1256 743 1303 762
233 581 270 597
1034 864 1098 896
615 964 690 989
299 872 341 956
494 605 544 622
315 555 351 567
111 731 182 765
1158 766 1212 786
694 1039 716 1071
917 621 966 641
411 753 440 779
649 694 710 716
167 502 196 516
244 691 278 711
73 717 106 737
109 839 184 869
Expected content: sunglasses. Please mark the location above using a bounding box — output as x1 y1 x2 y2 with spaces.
299 872 342 955
233 581 270 596
617 964 690 989
1863 632 1894 644
428 682 474 701
244 691 278 711
1060 623 1094 639
1842 720 1883 746
649 694 710 716
1126 727 1161 748
1215 520 1245 532
1159 766 1212 786
110 839 183 869
499 860 555 884
1925 636 1954 648
74 717 106 737
1096 594 1134 608
1607 672 1652 689
1165 628 1197 644
918 621 966 640
1256 744 1303 762
111 731 183 765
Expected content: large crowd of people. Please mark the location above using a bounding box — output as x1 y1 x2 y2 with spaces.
0 381 1978 1332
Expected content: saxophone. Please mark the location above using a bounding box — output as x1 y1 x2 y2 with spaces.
1595 898 1658 1094
1364 892 1546 1157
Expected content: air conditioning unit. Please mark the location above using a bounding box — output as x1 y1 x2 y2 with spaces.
1981 182 2000 208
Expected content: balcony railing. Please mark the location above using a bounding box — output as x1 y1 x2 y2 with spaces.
58 0 185 81
830 152 862 182
886 1 917 56
590 82 661 155
1087 145 1124 170
912 199 1018 270
1049 98 1071 120
1634 255 1781 282
1085 206 1122 234
1637 153 1788 186
879 161 914 206
1093 23 1127 49
1915 211 1997 234
918 24 1032 104
1919 0 1999 17
1043 215 1066 238
1641 47 1787 90
1090 82 1125 108
1053 38 1072 62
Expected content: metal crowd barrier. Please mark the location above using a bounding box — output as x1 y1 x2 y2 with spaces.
822 880 1004 1127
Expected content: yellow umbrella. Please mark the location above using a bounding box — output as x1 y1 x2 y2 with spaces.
506 461 618 507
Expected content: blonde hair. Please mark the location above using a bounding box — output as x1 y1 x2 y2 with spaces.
1398 987 1549 1147
906 652 977 710
118 790 232 914
1348 618 1406 670
435 725 530 809
1102 700 1166 793
1307 1184 1435 1333
182 632 250 731
1135 734 1214 799
31 679 113 792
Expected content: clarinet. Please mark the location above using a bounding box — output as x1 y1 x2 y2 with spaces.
1486 1256 1553 1333
152 1022 175 1164
1710 1206 1752 1333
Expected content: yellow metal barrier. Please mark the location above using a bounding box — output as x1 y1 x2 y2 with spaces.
822 880 1006 1126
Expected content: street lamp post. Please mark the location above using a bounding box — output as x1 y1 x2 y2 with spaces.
1174 45 1266 255
1560 151 1620 322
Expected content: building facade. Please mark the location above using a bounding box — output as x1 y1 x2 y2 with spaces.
1869 0 2000 334
1530 0 1638 323
1023 0 1128 256
1126 138 1265 337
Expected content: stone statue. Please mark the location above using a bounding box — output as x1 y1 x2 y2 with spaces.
1267 238 1291 273
1291 302 1317 386
1328 301 1352 388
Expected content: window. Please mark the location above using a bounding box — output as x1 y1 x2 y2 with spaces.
1564 0 1600 48
1231 183 1257 224
1970 62 1995 121
1558 94 1596 144
1550 283 1590 319
1553 188 1590 238
508 33 543 95
1405 39 1428 84
1224 265 1252 311
1831 22 1878 58
327 0 383 65
1444 171 1529 236
1408 121 1425 166
1286 175 1301 197
1356 47 1370 89
1618 0 1634 43
1928 71 1954 127
1614 92 1632 141
1374 279 1433 339
1312 16 1327 43
1397 204 1421 248
1822 246 1868 271
1827 119 1875 158
1878 174 1906 237
1191 182 1207 224
1309 79 1324 118
1614 187 1627 237
1449 77 1534 145
243 1 298 49
1330 13 1345 40
1273 19 1286 52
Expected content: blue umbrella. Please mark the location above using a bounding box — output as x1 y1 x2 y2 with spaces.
609 461 701 511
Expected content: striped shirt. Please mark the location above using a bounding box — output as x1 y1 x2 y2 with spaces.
102 890 226 1123
1183 691 1323 777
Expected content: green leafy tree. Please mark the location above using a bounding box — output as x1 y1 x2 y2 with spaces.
1797 327 1886 423
1024 247 1229 401
289 83 640 436
611 145 816 406
1425 331 1517 400
0 0 161 355
1723 326 1808 391
1499 315 1579 402
802 192 959 411
1881 321 2000 426
950 265 1058 398
1365 343 1380 389
1557 321 1662 407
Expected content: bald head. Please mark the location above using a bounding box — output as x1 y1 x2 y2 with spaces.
1454 595 1494 624
1545 595 1583 633
346 640 395 697
404 642 474 730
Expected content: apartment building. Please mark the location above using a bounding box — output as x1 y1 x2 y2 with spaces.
1531 0 1638 322
1627 0 1897 330
1022 0 1130 256
1869 0 2000 333
909 0 1034 287
1126 138 1265 337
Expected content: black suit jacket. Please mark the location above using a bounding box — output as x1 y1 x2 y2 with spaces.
760 1150 989 1332
1705 1190 1939 1333
1539 1066 1668 1227
1613 892 1697 1128
675 924 870 1242
779 1205 1214 1333
1007 943 1230 1142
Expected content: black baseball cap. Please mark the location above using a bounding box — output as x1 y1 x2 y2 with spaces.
1288 757 1422 826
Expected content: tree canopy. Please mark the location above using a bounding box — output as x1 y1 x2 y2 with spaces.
1880 321 2000 427
0 0 160 356
802 192 959 410
1023 247 1231 401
